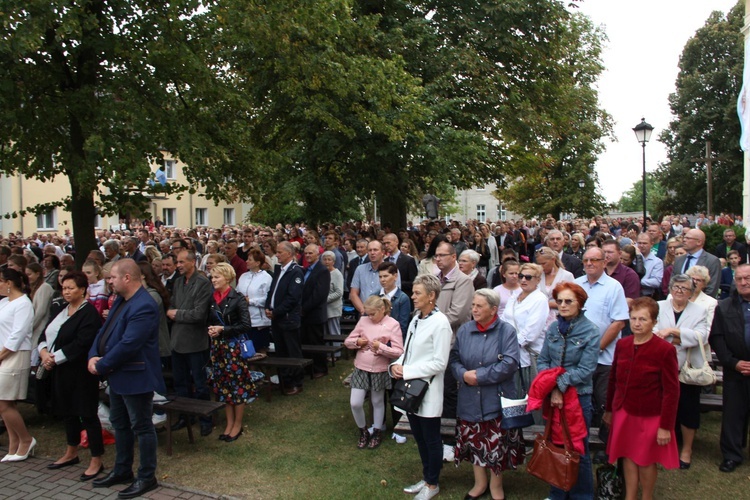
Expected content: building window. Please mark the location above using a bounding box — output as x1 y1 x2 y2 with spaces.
498 204 507 221
195 208 207 226
163 208 176 227
223 208 235 225
164 160 176 180
476 186 486 191
36 209 56 230
94 214 102 229
476 204 486 223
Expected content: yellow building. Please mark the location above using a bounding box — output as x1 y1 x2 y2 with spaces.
0 155 244 236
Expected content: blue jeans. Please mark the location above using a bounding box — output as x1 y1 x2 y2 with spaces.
172 349 211 425
109 391 157 480
549 394 594 500
407 414 443 486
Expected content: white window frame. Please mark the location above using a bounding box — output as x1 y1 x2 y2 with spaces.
162 208 176 227
498 204 507 221
164 160 177 180
36 209 56 230
223 208 235 225
195 208 207 226
476 204 486 223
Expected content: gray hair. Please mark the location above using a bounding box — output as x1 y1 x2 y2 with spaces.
474 288 500 309
321 250 336 262
460 249 480 264
103 239 120 252
685 264 710 283
413 274 442 300
669 273 694 291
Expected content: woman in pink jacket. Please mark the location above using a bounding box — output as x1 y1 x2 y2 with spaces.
345 295 404 449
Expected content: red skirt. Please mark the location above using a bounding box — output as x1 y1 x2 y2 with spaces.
454 416 525 475
606 408 678 469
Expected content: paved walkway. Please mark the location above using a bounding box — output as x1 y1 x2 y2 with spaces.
0 450 238 500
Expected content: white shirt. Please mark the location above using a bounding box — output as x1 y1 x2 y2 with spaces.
501 289 549 368
0 296 34 352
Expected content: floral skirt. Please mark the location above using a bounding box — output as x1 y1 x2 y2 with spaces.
210 338 258 405
455 416 526 475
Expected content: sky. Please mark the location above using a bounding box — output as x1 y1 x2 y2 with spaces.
575 0 740 203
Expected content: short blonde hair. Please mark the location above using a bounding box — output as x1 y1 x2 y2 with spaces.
520 263 542 278
211 262 236 283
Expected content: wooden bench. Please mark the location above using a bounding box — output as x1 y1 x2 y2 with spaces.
395 416 603 448
252 357 313 402
323 334 350 359
700 393 722 412
301 344 343 367
159 397 225 456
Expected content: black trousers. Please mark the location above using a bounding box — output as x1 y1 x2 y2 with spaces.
301 321 327 374
272 322 304 388
66 415 104 457
721 374 750 463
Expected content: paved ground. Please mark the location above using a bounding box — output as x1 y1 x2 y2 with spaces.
0 450 239 500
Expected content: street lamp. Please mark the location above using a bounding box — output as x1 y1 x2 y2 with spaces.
633 118 654 225
578 179 585 189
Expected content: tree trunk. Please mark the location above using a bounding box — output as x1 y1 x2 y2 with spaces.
378 189 407 231
68 174 97 268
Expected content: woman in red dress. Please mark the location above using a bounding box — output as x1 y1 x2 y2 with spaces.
603 297 679 500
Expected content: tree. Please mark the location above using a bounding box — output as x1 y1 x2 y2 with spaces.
0 1 258 264
616 173 667 214
655 2 744 215
218 0 610 227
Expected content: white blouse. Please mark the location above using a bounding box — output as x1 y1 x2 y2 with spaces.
0 295 34 352
236 270 273 328
501 289 550 368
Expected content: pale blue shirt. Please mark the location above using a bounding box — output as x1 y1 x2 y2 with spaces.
351 261 401 300
640 251 664 295
574 273 629 365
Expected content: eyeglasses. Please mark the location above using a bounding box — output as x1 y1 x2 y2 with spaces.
582 258 604 263
672 285 691 292
434 253 452 259
535 248 551 255
555 298 576 305
519 274 538 281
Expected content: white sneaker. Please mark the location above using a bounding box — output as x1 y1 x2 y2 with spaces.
392 432 407 444
414 485 439 500
442 444 455 462
403 480 426 494
270 375 280 385
152 413 167 426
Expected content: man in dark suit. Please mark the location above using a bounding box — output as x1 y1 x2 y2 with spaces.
122 237 147 263
346 239 369 291
265 241 305 395
714 228 747 263
546 230 583 278
301 244 331 377
88 259 165 498
710 264 750 473
383 233 418 299
674 228 722 297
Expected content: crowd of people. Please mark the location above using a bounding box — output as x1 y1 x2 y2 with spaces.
0 210 748 499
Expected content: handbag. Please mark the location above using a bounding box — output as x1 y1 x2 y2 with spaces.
35 364 50 380
526 407 580 492
501 370 534 430
678 337 715 386
596 463 624 499
237 335 256 359
389 317 432 414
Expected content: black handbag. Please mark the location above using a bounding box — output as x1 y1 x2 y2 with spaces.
596 463 623 499
389 318 433 414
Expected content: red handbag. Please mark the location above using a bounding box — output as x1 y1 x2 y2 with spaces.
526 407 580 492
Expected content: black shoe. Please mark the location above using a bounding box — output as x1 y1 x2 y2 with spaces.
118 477 158 499
200 424 213 437
720 459 740 472
224 430 243 442
92 470 134 488
218 434 228 441
464 489 488 500
47 456 80 469
679 460 691 470
170 418 187 431
80 465 105 482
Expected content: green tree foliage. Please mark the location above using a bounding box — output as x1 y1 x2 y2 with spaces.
218 0 611 226
655 2 744 215
616 173 667 214
0 0 258 263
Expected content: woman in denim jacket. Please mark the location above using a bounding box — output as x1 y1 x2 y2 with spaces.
537 282 600 500
449 288 524 500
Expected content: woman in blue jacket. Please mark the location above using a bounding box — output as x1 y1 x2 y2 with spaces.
450 288 523 500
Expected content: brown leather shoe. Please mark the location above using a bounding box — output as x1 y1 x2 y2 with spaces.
284 386 303 396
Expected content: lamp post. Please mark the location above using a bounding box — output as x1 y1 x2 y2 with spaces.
633 118 654 225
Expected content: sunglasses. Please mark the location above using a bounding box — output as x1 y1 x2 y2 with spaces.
519 274 537 281
555 298 576 305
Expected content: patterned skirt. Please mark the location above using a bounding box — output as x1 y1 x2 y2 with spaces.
210 337 258 405
455 416 526 475
350 368 392 391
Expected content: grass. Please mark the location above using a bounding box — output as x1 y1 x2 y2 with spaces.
11 359 750 499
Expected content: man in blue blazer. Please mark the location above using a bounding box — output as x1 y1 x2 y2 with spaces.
266 241 306 394
88 259 165 498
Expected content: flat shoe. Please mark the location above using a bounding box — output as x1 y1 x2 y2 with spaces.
118 477 158 499
464 489 487 500
225 430 243 442
218 434 228 441
81 465 105 482
679 460 691 470
48 456 81 469
92 470 134 488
